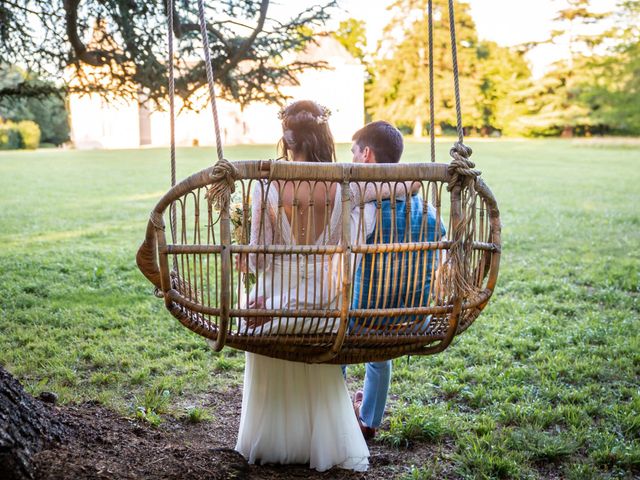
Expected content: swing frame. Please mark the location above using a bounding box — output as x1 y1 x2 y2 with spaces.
136 0 502 364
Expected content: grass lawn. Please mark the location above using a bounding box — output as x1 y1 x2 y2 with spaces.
1 139 639 479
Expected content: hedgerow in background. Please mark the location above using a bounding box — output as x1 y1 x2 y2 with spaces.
16 121 41 149
0 120 22 150
0 65 69 146
0 119 42 150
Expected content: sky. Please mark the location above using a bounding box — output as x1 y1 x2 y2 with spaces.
271 0 618 78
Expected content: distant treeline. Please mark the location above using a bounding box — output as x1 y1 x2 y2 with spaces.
0 66 70 149
335 0 640 137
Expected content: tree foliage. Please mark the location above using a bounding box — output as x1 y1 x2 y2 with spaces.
519 0 609 136
366 0 531 136
366 0 640 137
577 0 640 133
0 0 336 107
0 65 70 145
331 18 367 62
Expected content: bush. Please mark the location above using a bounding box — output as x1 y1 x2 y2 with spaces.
0 120 22 150
16 120 41 149
0 65 70 146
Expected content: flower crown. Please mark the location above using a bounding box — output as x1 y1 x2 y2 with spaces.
278 103 332 125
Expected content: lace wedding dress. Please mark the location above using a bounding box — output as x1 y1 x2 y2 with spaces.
235 181 369 472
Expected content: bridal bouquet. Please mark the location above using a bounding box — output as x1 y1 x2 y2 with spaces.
229 192 255 289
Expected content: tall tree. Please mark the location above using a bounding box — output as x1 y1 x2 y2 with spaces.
578 0 640 133
523 0 610 136
332 18 367 62
550 0 609 68
473 41 532 136
366 0 481 138
0 1 336 107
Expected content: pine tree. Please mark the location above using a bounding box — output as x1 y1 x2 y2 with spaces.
579 1 640 133
522 0 609 136
366 0 480 138
0 1 336 107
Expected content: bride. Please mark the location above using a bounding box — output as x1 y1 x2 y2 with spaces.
234 100 369 471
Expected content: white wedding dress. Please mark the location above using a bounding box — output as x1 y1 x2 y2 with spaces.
235 181 369 472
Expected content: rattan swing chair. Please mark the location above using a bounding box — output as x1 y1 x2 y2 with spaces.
137 0 501 365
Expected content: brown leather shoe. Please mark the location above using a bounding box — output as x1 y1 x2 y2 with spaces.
353 390 376 440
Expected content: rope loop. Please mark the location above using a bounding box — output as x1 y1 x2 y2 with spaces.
447 142 480 191
206 159 238 209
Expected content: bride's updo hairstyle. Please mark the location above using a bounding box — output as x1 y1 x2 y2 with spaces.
278 100 336 163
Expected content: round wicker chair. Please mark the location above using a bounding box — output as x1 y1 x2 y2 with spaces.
136 0 501 364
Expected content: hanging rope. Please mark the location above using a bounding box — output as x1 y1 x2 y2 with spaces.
428 0 435 164
447 0 464 145
444 0 482 302
167 0 177 244
196 0 225 163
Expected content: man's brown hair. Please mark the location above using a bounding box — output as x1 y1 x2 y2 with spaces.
352 121 404 164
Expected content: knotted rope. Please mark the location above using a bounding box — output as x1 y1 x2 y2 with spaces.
205 159 238 210
447 142 480 192
445 142 482 303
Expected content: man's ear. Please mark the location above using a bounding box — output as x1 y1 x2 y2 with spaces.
363 146 375 164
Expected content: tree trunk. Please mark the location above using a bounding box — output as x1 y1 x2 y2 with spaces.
413 115 423 139
0 367 66 480
561 125 574 138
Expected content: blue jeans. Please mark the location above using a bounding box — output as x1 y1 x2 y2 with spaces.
343 360 391 429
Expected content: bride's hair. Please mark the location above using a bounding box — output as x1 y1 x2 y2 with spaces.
277 100 336 163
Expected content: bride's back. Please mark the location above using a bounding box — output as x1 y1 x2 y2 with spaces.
277 100 338 245
280 181 338 245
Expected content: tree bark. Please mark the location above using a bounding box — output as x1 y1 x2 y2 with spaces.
413 115 423 139
561 125 574 138
0 367 66 480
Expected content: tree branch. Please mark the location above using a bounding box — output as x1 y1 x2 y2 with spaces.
63 0 126 66
218 0 269 78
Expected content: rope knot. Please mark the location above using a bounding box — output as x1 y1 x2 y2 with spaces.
206 159 238 209
447 142 480 191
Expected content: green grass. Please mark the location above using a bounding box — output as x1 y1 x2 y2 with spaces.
1 139 639 478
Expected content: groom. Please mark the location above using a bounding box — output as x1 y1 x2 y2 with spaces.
348 121 445 440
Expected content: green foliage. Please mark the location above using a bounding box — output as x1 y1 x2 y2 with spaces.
399 463 443 480
507 428 581 463
332 18 367 61
0 120 22 150
366 0 640 137
0 118 42 150
0 1 337 107
473 41 532 136
577 2 640 134
133 385 172 426
184 406 212 424
0 65 70 146
16 120 41 149
367 0 533 137
379 404 446 448
503 1 640 136
367 0 480 136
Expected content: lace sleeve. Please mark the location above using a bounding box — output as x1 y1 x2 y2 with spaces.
247 181 274 272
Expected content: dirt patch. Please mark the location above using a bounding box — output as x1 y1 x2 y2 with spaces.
32 388 448 480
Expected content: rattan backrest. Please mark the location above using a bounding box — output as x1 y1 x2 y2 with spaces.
137 160 501 363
